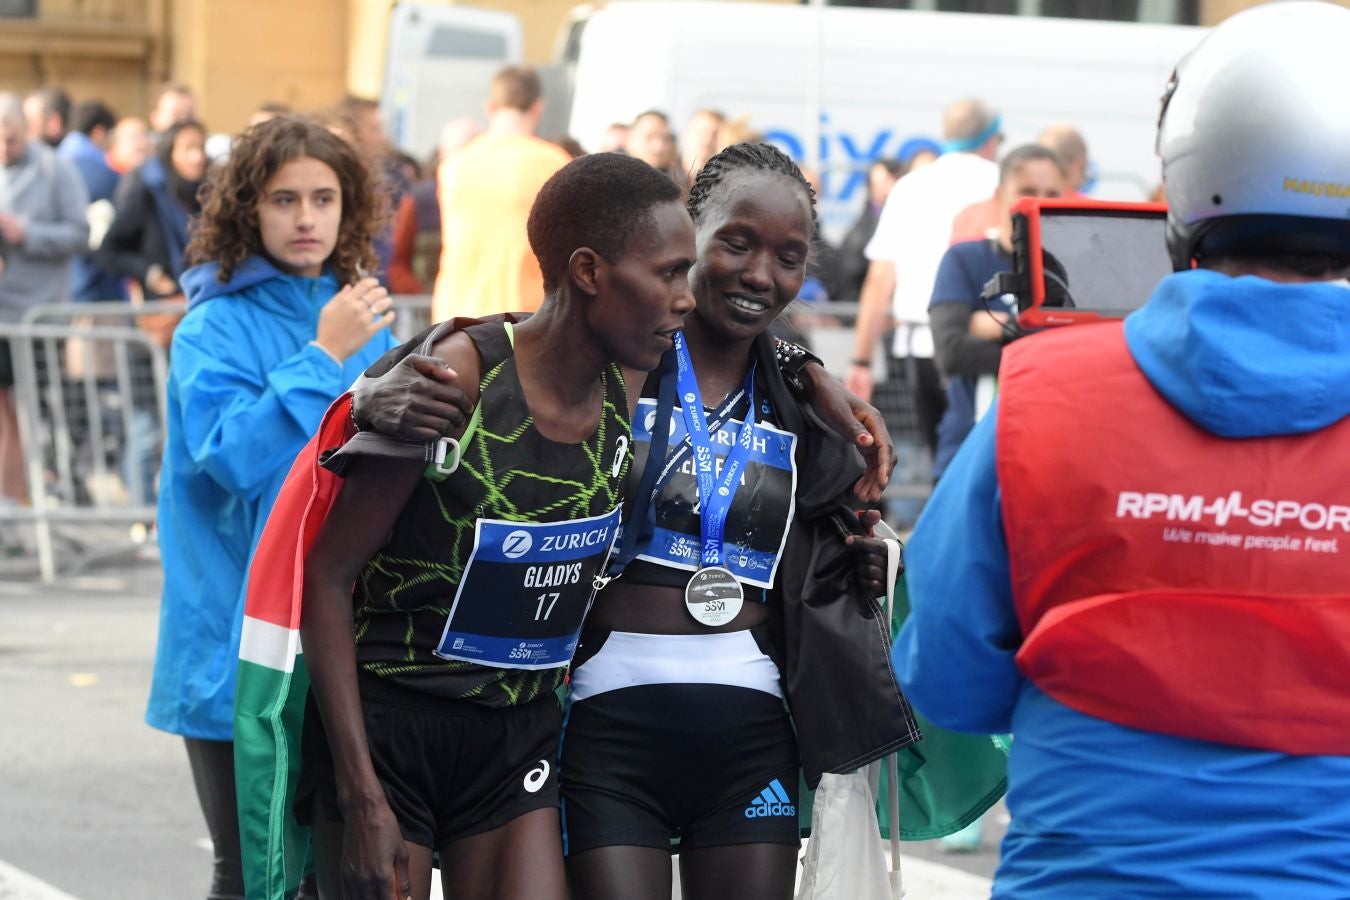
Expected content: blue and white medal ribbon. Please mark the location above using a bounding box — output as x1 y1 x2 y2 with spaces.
673 331 756 626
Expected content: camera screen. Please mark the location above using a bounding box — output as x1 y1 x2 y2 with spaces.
1038 211 1173 315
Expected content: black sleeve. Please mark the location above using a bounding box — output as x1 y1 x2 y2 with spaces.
94 180 157 284
827 211 876 305
930 301 1003 378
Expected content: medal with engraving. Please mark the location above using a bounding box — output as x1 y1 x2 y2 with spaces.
684 564 744 626
435 506 623 669
671 331 758 626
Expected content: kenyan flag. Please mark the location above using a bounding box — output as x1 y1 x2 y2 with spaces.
234 395 354 900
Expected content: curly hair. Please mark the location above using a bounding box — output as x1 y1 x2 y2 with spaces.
187 115 384 284
527 152 683 294
686 142 816 229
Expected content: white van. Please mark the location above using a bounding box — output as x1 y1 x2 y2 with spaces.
564 2 1204 241
378 4 525 159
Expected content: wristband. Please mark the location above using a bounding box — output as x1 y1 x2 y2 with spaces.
850 358 872 368
774 339 824 396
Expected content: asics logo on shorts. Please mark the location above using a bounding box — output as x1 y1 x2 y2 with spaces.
523 759 550 794
744 779 795 818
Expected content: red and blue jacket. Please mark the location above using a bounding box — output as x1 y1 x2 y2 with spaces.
894 269 1350 898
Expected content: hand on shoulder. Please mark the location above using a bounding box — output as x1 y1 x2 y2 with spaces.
351 329 481 442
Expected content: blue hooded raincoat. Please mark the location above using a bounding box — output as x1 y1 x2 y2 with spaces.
146 257 395 740
895 270 1350 898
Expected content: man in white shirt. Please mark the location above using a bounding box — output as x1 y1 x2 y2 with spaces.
847 99 1001 457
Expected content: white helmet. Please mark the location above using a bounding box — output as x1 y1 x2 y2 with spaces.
1157 1 1350 270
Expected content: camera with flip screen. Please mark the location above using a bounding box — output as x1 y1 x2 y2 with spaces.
982 198 1172 330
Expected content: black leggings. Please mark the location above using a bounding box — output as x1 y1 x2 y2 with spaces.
184 738 318 900
184 738 245 900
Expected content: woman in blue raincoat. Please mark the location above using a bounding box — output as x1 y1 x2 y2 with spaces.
144 115 396 900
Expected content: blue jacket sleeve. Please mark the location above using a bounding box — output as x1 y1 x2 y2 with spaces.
891 404 1025 733
171 306 350 501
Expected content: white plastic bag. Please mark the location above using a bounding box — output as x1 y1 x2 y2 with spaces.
797 531 905 900
797 771 892 900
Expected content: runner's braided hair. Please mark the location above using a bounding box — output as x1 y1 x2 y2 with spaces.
686 142 817 228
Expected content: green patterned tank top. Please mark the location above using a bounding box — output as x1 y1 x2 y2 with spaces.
352 321 632 706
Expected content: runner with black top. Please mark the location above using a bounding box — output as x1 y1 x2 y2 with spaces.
559 143 920 900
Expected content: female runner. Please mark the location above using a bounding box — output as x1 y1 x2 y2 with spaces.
559 143 919 900
296 152 696 900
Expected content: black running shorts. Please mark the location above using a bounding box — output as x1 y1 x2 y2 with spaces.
298 671 563 849
560 680 801 855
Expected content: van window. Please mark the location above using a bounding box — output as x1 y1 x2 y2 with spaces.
558 19 588 65
427 26 510 59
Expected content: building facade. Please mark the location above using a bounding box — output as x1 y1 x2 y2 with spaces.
0 0 1341 137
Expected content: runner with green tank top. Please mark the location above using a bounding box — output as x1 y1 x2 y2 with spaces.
348 320 630 706
296 152 696 900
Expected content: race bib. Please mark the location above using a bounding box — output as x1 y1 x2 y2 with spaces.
629 398 798 589
435 507 623 669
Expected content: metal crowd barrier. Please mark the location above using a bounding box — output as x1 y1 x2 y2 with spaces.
2 302 175 581
390 294 433 343
0 295 927 582
0 298 431 582
786 300 933 524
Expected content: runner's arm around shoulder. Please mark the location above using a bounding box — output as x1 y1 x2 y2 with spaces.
349 334 477 442
891 408 1023 734
300 454 425 898
794 360 895 505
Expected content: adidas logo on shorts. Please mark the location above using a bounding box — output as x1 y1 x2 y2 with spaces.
744 778 796 819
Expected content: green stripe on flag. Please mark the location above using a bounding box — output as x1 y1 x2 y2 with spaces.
236 654 312 900
792 572 1009 843
877 573 1008 840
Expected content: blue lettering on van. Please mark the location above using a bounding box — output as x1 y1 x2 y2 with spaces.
836 130 894 201
763 129 804 162
763 119 900 205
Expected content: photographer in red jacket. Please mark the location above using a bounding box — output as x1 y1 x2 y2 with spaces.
894 3 1350 896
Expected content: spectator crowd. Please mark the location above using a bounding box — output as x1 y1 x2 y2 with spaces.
0 66 1106 526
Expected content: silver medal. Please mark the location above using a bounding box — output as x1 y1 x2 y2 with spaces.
684 565 744 626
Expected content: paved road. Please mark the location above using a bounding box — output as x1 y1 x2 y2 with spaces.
0 561 212 899
0 552 1003 899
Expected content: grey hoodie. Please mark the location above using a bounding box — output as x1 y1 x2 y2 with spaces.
0 140 89 321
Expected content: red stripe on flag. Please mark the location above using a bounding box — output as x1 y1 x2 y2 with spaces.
242 394 355 630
